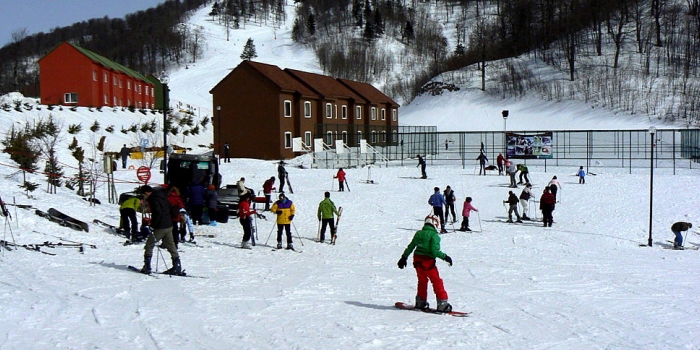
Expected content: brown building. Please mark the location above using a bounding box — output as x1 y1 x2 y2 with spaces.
209 60 399 160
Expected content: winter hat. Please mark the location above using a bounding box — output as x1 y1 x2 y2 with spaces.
434 187 440 192
140 185 153 193
424 215 440 229
324 191 330 198
179 208 187 214
208 184 216 190
279 193 286 199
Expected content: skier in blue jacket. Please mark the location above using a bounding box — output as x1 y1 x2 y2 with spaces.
428 187 448 233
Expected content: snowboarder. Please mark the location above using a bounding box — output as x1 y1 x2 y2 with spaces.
317 191 340 243
517 164 530 184
138 185 182 275
416 155 427 179
119 195 141 239
278 161 288 193
503 190 523 223
539 186 556 227
262 176 276 211
223 142 231 163
334 168 346 191
506 160 518 188
428 187 448 233
476 152 488 176
671 222 693 249
458 197 478 231
519 183 533 220
497 153 505 175
177 208 195 242
397 215 453 312
119 144 131 169
548 176 562 201
577 166 586 184
443 186 457 223
271 193 296 249
238 193 258 249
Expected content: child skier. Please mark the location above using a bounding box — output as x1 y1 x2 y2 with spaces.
577 166 586 184
458 197 478 231
178 208 196 243
504 190 523 223
671 222 693 249
397 215 453 312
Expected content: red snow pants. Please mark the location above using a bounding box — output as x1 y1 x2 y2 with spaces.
413 254 448 301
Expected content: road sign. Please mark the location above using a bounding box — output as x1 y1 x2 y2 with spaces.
136 166 151 183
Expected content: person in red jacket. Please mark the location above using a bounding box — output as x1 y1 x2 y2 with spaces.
262 176 276 211
334 168 347 191
238 193 258 249
166 187 185 246
496 153 505 175
539 186 556 227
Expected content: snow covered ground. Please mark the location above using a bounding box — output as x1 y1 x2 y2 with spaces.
1 4 699 350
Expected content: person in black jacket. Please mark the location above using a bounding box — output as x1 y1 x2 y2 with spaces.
443 186 457 223
416 155 427 179
503 190 522 223
139 185 182 275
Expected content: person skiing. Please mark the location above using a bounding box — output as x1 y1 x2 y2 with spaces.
506 160 518 188
238 193 258 249
577 166 586 184
278 161 288 193
166 187 185 245
476 152 489 175
671 222 693 249
334 168 346 191
262 176 276 211
497 153 505 175
416 155 427 179
119 195 141 240
119 144 131 169
223 142 231 163
138 185 182 275
205 184 218 226
428 187 448 233
271 193 296 249
177 208 195 243
317 191 340 243
548 176 562 201
397 215 453 312
443 186 457 223
458 197 478 231
519 183 533 220
517 164 530 184
503 190 523 223
539 186 556 227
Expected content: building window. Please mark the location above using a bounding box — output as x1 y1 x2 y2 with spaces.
305 131 311 146
113 96 117 105
382 131 386 142
113 76 117 85
104 73 108 83
356 106 361 120
357 131 362 145
392 109 397 121
284 100 292 118
127 99 131 106
92 71 97 81
284 132 292 149
381 108 386 121
326 103 332 118
304 101 311 118
138 84 142 94
104 94 108 104
64 93 78 104
393 131 398 142
341 105 348 119
342 131 348 143
326 131 333 144
372 131 378 143
128 81 131 90
119 80 122 88
371 107 377 120
334 104 338 119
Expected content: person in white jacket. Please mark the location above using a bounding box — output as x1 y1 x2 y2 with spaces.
548 176 562 201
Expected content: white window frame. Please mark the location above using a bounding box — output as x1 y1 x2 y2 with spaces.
381 108 386 121
342 131 348 143
284 100 292 118
304 131 312 146
372 130 378 143
304 101 311 118
113 76 117 85
128 81 131 90
64 93 78 104
325 103 332 119
341 105 348 119
113 96 117 106
92 71 97 81
392 109 397 121
334 104 338 119
382 131 386 142
356 106 362 120
371 107 377 120
104 94 108 104
326 131 333 144
284 132 292 149
357 131 362 145
104 73 108 83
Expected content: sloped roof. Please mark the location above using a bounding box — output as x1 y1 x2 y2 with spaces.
284 69 367 104
212 60 318 98
338 78 399 107
56 42 152 83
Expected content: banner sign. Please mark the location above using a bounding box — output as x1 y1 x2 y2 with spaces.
506 132 553 159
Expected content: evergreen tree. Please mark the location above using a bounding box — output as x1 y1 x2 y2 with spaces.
2 125 39 195
402 20 414 44
373 8 384 36
307 14 316 36
240 37 258 60
352 0 363 26
291 18 304 42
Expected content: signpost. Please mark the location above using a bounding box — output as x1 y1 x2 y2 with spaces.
136 166 151 184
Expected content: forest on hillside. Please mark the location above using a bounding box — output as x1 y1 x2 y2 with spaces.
2 0 700 123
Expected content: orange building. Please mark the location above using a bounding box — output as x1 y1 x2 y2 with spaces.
39 42 155 108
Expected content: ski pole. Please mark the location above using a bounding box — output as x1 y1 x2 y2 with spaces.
317 219 321 242
477 211 482 232
291 221 304 246
344 178 351 192
264 223 276 246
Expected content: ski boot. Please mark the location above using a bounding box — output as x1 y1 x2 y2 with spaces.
286 243 294 250
140 256 152 274
415 296 429 310
241 241 252 249
276 242 283 249
436 299 452 313
164 258 182 275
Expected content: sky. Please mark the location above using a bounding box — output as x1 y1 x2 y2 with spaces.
0 0 164 46
1 3 699 349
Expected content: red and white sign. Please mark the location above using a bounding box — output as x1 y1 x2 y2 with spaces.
136 166 151 184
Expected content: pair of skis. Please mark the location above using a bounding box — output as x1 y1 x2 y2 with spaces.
317 206 343 245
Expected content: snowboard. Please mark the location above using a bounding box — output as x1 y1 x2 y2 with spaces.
48 208 89 232
394 302 469 317
35 209 84 231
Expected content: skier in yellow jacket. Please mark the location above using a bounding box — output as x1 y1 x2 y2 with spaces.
271 193 296 250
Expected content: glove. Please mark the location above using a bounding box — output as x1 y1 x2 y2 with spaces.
276 210 282 215
289 215 295 221
444 255 453 266
397 256 407 269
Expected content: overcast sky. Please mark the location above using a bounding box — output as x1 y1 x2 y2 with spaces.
0 0 165 46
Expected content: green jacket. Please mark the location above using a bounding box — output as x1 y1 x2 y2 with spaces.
402 224 447 260
517 164 529 172
119 196 141 211
317 198 339 220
